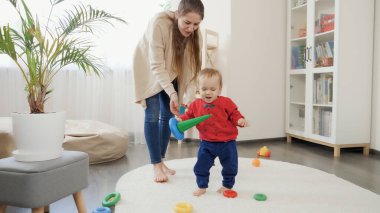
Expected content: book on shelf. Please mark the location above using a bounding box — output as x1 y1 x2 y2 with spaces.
313 74 333 105
291 47 298 69
315 19 321 34
313 107 332 137
326 75 333 105
321 14 335 32
324 42 333 57
314 41 334 67
291 45 306 69
314 14 335 34
327 41 334 55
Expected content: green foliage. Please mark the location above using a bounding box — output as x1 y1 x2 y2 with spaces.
0 0 126 113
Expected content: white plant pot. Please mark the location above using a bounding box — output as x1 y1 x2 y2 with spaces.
11 111 65 162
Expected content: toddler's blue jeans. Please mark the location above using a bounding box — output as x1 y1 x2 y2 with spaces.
194 140 238 189
144 90 173 164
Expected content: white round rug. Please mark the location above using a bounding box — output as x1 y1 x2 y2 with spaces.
115 158 380 213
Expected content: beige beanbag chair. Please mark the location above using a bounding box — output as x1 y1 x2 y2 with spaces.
0 117 14 159
63 120 128 164
0 118 127 164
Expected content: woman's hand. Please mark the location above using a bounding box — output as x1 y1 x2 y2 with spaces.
170 92 180 116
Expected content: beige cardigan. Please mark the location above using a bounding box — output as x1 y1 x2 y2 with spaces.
133 11 201 108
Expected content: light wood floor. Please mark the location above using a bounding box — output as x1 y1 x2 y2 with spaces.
5 138 380 213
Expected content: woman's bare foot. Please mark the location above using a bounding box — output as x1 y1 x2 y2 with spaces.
217 186 229 194
162 162 176 175
193 188 207 196
153 163 168 183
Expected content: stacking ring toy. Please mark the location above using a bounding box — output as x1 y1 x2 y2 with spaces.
223 189 238 198
254 193 267 201
169 114 212 140
93 206 111 213
102 192 121 207
174 202 193 213
169 118 185 140
252 158 261 167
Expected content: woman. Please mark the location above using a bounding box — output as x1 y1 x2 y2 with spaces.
133 0 204 182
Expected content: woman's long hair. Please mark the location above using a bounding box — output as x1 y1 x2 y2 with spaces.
171 0 204 83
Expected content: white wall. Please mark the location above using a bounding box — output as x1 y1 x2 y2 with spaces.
229 0 287 140
201 0 231 73
372 1 380 151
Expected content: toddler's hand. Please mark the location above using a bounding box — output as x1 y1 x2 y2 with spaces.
238 118 248 127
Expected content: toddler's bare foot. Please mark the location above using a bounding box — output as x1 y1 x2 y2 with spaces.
153 163 168 183
162 162 176 175
217 186 229 194
193 188 207 197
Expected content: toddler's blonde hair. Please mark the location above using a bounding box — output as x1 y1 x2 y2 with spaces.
197 68 223 88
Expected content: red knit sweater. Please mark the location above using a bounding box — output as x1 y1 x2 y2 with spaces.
180 96 244 142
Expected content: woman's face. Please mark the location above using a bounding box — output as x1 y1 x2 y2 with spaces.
177 12 202 37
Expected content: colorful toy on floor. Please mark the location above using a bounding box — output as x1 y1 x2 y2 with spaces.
102 192 121 207
93 206 111 213
257 146 271 157
253 193 267 201
252 158 261 167
174 202 193 213
169 114 212 140
223 189 238 198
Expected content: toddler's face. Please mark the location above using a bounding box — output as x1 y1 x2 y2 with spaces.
198 75 221 103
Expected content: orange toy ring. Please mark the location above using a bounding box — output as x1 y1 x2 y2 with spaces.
174 202 193 213
223 189 238 198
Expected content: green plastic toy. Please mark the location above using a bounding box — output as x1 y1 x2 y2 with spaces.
169 114 212 140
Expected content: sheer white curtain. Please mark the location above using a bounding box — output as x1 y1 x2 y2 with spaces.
0 0 176 144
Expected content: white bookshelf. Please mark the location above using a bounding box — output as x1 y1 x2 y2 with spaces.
286 0 374 157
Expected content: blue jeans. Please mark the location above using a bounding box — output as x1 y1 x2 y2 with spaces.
194 140 238 189
144 90 174 164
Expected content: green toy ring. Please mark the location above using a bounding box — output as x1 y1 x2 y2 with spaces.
102 192 121 207
254 193 267 201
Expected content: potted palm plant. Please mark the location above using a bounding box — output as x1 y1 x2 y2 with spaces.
0 0 126 161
